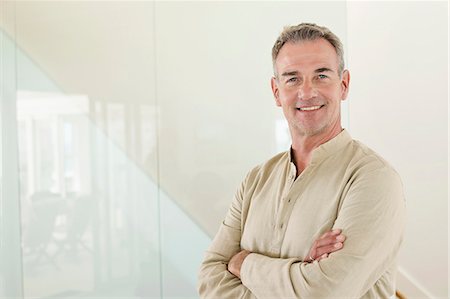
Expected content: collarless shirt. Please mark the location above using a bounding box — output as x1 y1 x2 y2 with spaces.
199 129 406 299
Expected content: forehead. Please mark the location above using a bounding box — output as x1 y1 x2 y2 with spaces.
275 39 339 74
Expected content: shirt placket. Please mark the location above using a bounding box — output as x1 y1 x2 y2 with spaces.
270 162 301 255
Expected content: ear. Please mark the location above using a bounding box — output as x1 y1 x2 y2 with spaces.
271 77 282 107
340 70 350 101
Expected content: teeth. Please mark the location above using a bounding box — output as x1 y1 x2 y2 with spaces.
299 105 322 111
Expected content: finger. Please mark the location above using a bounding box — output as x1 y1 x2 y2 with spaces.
310 239 319 256
315 234 346 248
307 231 345 261
318 229 342 240
336 234 346 242
315 242 344 258
316 253 328 262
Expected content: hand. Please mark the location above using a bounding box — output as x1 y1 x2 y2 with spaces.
305 229 346 262
228 249 251 279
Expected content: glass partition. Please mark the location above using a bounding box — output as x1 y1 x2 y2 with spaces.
1 1 24 297
13 2 163 297
1 1 348 298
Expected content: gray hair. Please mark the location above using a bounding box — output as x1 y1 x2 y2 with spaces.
272 23 345 76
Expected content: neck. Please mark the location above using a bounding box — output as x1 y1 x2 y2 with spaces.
290 123 343 174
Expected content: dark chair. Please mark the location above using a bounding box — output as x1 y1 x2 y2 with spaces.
23 191 64 268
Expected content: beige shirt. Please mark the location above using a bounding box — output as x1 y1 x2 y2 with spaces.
198 130 406 299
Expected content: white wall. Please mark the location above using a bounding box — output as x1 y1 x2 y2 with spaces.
154 1 348 237
347 2 448 298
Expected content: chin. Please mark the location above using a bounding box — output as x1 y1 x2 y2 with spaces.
297 125 327 137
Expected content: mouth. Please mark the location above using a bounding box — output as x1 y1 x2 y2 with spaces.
296 105 325 111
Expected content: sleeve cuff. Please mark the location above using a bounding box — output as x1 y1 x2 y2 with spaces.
240 252 258 288
239 253 303 298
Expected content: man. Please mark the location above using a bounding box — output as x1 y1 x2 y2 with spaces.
198 23 406 298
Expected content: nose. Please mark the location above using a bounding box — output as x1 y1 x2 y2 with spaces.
297 80 317 101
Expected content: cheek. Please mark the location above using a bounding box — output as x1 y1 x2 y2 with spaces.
279 89 297 103
322 89 342 104
328 99 342 115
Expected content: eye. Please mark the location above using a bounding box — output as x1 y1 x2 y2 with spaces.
317 74 328 79
286 77 298 84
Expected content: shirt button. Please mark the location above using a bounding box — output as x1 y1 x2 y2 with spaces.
280 223 284 229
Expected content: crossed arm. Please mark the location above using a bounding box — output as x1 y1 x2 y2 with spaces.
198 225 345 299
227 229 346 279
198 167 405 298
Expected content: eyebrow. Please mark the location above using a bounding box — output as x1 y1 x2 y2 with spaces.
280 67 334 77
315 67 334 73
280 71 298 77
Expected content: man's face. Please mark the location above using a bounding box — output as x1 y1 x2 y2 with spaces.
271 38 350 137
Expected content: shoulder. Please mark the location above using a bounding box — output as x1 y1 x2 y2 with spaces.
346 140 400 177
343 140 404 194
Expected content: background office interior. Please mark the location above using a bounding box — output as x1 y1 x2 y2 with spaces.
0 1 448 298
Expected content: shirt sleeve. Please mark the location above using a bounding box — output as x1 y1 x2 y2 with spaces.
239 166 406 298
198 170 256 299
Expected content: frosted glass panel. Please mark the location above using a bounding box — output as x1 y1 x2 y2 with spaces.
13 2 162 298
16 96 161 298
1 2 24 297
1 1 349 298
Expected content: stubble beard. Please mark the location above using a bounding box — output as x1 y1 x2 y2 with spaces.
289 110 340 138
292 121 328 137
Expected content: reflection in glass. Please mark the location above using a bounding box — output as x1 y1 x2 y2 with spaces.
16 92 164 298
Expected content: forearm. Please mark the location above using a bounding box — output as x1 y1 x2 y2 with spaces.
240 254 302 298
198 251 253 299
240 247 397 298
198 220 255 298
240 252 367 298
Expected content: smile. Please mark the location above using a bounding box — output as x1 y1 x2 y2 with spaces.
297 105 324 111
